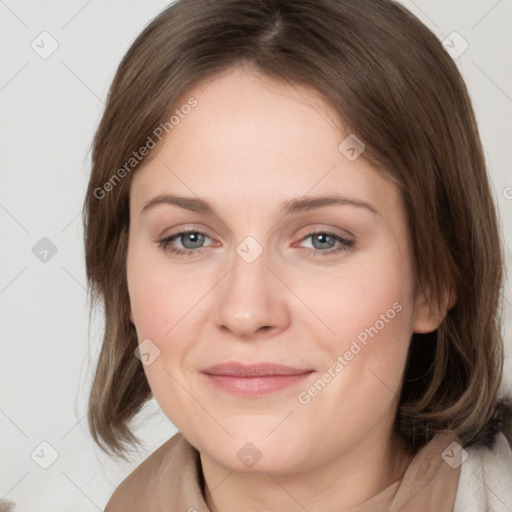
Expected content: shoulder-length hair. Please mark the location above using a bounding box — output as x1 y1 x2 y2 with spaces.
83 0 512 460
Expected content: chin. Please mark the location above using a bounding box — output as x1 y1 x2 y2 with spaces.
194 427 309 474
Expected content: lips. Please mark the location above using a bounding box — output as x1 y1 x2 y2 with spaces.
201 362 314 396
202 362 312 377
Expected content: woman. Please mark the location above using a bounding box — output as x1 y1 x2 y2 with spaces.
83 0 512 510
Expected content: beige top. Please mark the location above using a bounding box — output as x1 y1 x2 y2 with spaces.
104 431 461 511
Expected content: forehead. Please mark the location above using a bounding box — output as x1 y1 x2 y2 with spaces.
130 66 401 222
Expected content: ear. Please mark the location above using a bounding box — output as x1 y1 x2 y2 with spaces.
447 287 457 310
412 285 457 334
127 304 135 324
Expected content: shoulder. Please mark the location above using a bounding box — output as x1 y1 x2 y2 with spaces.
104 431 197 511
453 432 512 512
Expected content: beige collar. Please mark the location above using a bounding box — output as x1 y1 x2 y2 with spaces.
105 430 461 511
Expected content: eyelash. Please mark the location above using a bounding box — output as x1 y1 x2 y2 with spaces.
157 229 354 257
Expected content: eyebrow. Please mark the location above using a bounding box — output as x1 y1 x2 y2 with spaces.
141 193 380 217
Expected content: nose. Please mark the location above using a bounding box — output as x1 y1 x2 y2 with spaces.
213 241 289 339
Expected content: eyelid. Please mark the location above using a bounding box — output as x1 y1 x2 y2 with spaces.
293 230 355 255
157 225 355 258
157 225 214 243
297 225 355 241
157 224 353 245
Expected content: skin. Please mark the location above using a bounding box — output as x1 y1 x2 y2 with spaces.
126 64 448 511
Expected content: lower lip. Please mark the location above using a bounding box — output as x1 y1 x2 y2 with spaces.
202 372 314 396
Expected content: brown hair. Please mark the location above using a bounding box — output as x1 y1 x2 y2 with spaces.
83 0 512 460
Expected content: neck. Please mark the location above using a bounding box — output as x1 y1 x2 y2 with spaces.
200 426 413 512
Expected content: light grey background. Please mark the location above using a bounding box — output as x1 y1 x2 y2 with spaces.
1 0 511 510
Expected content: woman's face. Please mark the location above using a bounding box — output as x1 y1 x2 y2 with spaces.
126 65 438 474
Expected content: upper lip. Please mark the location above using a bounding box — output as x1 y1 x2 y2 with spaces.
201 362 313 377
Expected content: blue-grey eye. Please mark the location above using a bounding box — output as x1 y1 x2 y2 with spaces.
176 232 207 249
310 233 337 250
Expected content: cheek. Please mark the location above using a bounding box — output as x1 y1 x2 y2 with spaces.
127 254 197 430
127 247 195 340
126 247 204 398
306 246 415 409
292 273 413 457
314 248 414 352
